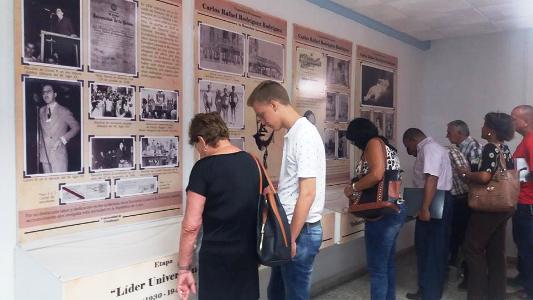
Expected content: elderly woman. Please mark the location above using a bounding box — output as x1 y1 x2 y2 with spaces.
344 118 406 300
458 112 515 300
177 112 265 300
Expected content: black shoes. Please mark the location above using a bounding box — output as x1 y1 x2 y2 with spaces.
406 291 421 300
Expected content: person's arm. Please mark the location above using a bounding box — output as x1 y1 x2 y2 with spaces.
352 139 386 191
419 174 438 221
290 177 316 258
62 110 80 142
176 191 205 300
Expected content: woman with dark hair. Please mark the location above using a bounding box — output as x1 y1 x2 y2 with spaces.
344 118 406 300
458 112 515 300
176 112 266 300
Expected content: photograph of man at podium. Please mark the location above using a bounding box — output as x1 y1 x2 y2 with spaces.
22 0 81 68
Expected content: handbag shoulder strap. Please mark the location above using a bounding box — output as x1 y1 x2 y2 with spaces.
248 152 276 193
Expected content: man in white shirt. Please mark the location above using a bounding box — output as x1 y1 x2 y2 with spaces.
248 80 326 300
403 128 453 300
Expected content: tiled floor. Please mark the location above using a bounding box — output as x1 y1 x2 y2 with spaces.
313 251 520 300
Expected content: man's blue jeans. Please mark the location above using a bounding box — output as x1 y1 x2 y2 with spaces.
365 202 407 300
267 222 322 300
415 192 453 300
513 204 533 298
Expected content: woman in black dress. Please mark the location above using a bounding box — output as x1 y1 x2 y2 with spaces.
177 112 265 300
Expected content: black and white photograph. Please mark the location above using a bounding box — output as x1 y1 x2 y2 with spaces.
140 88 179 121
24 77 82 176
324 129 336 160
115 177 158 198
60 181 111 204
326 55 350 88
373 111 384 135
336 93 349 123
90 136 135 172
296 48 325 99
89 0 137 75
229 137 245 150
303 110 317 126
199 23 244 75
360 109 372 120
361 64 395 108
326 92 336 123
140 136 178 169
89 83 135 120
199 79 245 129
384 112 395 142
22 0 82 68
248 37 284 81
337 130 348 159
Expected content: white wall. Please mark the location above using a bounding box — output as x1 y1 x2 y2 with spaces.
0 0 16 299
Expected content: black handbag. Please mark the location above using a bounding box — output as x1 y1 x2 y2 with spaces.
347 139 402 219
251 155 292 267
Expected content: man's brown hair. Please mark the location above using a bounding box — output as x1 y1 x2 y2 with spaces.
247 80 290 106
188 112 229 146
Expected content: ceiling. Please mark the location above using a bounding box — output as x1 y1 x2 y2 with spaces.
330 0 533 41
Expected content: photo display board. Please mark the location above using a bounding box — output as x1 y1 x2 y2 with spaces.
194 0 287 180
292 24 353 186
15 0 183 242
357 45 398 145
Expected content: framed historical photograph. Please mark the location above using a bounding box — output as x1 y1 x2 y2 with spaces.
140 88 179 122
326 55 350 88
23 77 83 176
324 128 336 160
337 130 348 159
115 176 158 198
361 64 395 109
198 79 245 129
59 181 111 204
22 0 82 69
248 37 284 81
140 136 178 169
296 47 326 99
229 137 245 150
373 111 384 135
198 23 244 76
89 0 137 76
360 109 372 120
89 83 135 120
326 92 336 123
89 136 135 172
336 93 349 123
384 112 395 142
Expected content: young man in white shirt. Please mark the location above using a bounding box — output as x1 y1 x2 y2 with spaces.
248 80 326 300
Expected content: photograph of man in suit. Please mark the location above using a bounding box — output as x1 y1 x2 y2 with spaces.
39 84 80 173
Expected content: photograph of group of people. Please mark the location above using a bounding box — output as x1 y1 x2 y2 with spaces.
23 77 82 176
199 23 285 81
324 128 348 160
361 64 395 109
90 136 135 172
140 136 178 169
360 109 396 143
140 88 179 121
22 0 81 68
198 80 245 129
22 0 138 75
89 83 135 120
326 92 349 123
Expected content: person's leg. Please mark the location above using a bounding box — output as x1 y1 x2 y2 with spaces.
386 206 406 300
267 266 285 300
512 212 524 286
365 217 391 300
486 213 511 300
41 162 52 173
281 224 322 300
515 204 533 298
450 195 467 265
